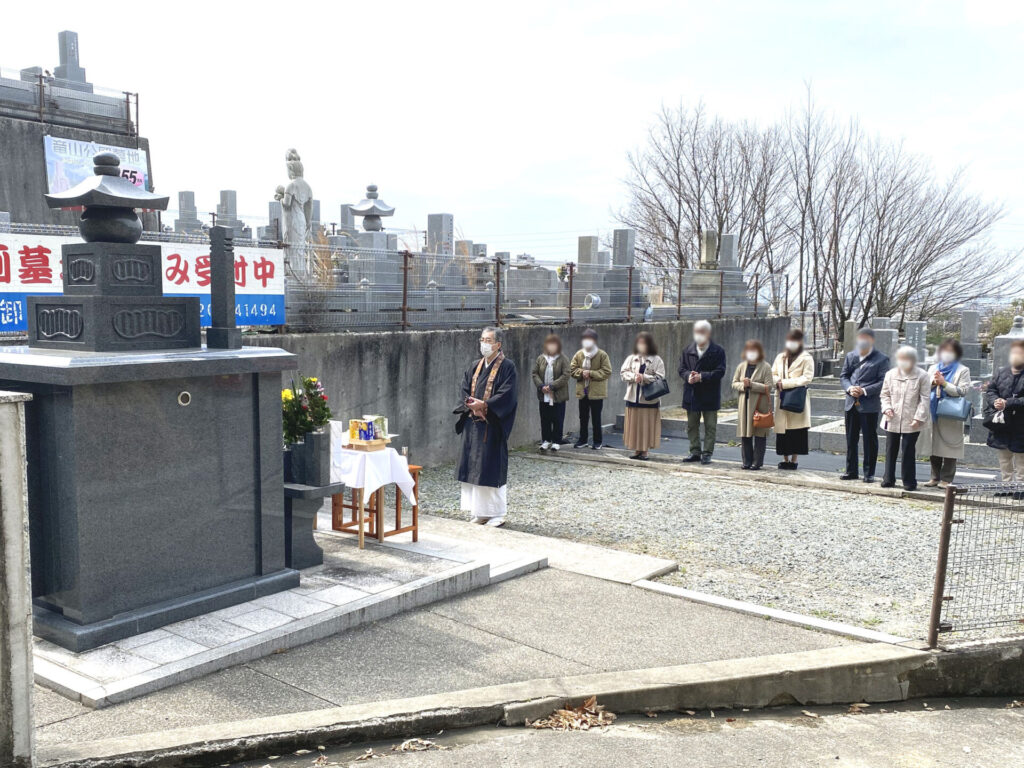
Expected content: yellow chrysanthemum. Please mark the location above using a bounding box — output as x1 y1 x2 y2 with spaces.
281 389 294 402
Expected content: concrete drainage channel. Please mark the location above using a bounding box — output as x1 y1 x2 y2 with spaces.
40 638 1024 768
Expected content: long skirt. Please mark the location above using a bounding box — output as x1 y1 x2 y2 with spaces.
624 405 661 451
775 427 809 456
460 483 507 520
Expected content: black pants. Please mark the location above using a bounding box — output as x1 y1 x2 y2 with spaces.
539 402 565 443
845 409 879 476
578 397 604 445
883 431 920 489
741 436 767 468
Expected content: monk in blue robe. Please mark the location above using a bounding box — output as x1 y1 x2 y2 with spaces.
455 326 518 526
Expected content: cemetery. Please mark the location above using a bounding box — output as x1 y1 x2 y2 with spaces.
1 20 1023 768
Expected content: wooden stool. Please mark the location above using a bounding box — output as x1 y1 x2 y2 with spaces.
331 465 420 543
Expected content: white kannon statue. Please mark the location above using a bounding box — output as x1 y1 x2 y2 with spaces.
274 148 313 247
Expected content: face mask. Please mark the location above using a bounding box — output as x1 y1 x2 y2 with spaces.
856 339 872 353
745 350 759 363
693 334 708 346
636 344 648 355
785 340 800 353
939 351 956 365
1011 354 1024 369
582 340 596 352
899 359 914 372
480 342 493 357
545 345 558 356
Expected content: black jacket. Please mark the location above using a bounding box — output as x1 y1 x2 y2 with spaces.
677 341 726 411
838 349 889 414
984 366 1024 453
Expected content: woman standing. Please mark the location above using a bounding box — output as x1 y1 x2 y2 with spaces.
531 333 570 452
924 339 972 488
880 346 930 491
731 340 774 470
772 329 814 470
570 328 612 449
620 331 666 460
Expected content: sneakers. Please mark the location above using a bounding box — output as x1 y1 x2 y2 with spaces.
550 443 560 452
540 441 551 451
591 443 605 450
573 441 588 449
485 517 506 527
682 454 702 463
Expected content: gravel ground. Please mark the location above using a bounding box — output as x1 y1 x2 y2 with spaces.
418 452 943 639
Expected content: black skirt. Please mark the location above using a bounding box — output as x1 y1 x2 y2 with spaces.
775 427 809 456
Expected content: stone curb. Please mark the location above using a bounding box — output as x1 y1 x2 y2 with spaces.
40 643 932 768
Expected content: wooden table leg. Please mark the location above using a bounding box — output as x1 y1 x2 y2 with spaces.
357 488 365 549
376 487 385 542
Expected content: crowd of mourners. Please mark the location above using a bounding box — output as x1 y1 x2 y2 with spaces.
456 323 1024 526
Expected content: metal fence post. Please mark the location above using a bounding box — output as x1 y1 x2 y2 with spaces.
400 250 411 329
626 267 634 323
927 485 957 648
718 271 724 318
754 274 759 316
37 74 45 124
494 256 504 327
676 268 683 320
567 262 575 325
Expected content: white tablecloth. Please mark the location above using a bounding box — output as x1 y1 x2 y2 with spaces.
330 430 416 503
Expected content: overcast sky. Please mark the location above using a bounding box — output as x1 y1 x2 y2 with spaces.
5 0 1023 261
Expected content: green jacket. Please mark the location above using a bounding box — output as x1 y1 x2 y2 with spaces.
531 354 571 403
570 348 612 400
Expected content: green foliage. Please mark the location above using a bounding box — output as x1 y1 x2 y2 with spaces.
988 298 1024 339
282 375 332 445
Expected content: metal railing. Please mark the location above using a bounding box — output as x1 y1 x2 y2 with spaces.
0 65 138 136
283 245 788 332
928 484 1024 647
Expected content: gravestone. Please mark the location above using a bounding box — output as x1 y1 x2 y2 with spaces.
612 229 635 268
960 310 983 375
53 30 92 92
699 230 719 269
905 321 927 362
577 236 599 268
339 204 355 233
842 320 859 355
173 191 203 234
874 329 898 367
0 154 299 651
992 316 1024 372
719 233 740 271
871 316 892 330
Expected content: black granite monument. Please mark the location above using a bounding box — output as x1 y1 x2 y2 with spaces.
0 155 300 651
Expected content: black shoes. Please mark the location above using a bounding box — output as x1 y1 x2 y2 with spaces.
880 480 895 488
573 441 587 449
700 453 712 465
778 462 798 471
840 472 859 481
682 454 702 463
591 443 605 450
863 475 875 484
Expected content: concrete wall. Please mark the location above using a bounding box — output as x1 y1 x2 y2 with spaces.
249 317 790 468
0 392 34 768
0 116 155 229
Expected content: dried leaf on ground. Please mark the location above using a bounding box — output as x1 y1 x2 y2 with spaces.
392 738 449 753
848 702 871 714
644 711 658 718
801 710 820 719
527 696 617 731
312 756 329 767
1007 700 1023 709
355 748 383 761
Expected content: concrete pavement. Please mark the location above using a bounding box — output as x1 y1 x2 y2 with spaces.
254 700 1024 768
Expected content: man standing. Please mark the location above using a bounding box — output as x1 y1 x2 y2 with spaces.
678 320 726 464
456 327 518 526
839 327 889 483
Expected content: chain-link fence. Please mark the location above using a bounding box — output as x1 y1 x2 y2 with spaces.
283 245 789 331
928 484 1024 647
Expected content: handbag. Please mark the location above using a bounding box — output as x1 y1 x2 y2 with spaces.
779 386 807 413
935 393 972 422
641 375 670 401
752 392 774 429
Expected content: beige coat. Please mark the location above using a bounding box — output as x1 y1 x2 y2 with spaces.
880 367 930 433
771 351 814 433
926 363 972 459
730 359 774 438
620 354 667 405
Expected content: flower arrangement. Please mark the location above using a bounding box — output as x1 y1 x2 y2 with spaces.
282 376 332 445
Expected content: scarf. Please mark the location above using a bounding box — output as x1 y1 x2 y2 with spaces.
930 360 959 421
470 352 505 415
543 355 557 404
581 347 597 396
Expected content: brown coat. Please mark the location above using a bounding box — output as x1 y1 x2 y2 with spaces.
731 360 774 438
570 348 612 400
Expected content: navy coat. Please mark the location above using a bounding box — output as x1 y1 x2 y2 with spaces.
838 349 889 414
984 366 1024 453
677 341 727 412
456 356 518 487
